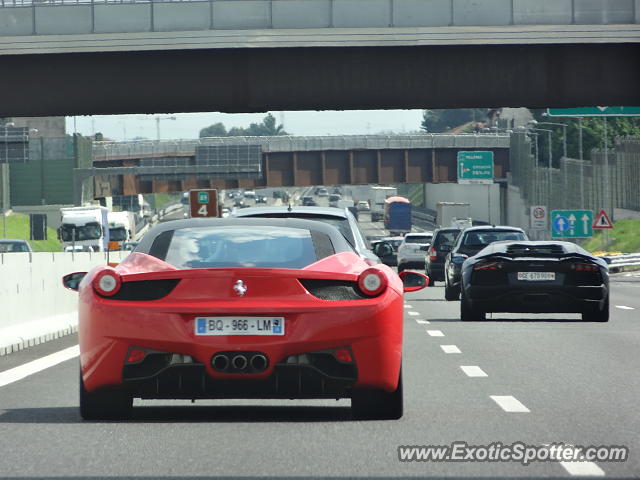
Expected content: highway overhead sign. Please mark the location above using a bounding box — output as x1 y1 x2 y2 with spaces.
530 205 547 230
547 107 640 117
551 209 593 238
593 209 613 229
457 151 494 184
189 189 218 218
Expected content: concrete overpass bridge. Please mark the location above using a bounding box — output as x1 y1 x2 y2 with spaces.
77 133 510 203
1 0 638 117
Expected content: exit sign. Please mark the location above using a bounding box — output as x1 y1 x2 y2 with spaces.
189 189 218 218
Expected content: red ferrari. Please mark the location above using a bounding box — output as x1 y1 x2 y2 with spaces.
63 218 428 420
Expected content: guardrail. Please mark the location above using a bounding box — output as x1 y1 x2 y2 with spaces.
603 253 640 273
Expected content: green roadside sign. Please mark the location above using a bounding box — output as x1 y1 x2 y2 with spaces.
547 107 640 117
457 151 494 185
197 192 209 204
551 209 593 238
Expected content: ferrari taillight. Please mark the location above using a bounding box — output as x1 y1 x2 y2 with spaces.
357 268 387 297
93 268 122 297
332 347 354 363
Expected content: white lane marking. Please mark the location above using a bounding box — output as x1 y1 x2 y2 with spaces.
460 365 488 377
407 311 420 316
440 345 461 354
427 330 444 337
490 395 530 413
0 345 80 388
615 305 635 310
404 304 413 309
560 460 605 476
415 319 430 324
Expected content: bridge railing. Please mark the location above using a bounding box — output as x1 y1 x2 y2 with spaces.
92 134 511 161
1 0 636 35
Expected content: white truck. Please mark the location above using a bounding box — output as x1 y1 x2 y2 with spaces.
59 206 110 252
369 186 397 222
107 211 136 250
436 202 471 228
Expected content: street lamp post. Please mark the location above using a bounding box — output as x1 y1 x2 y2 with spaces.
156 116 177 141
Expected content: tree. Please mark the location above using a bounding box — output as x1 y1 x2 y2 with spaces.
199 114 288 138
529 109 640 166
421 109 488 133
199 122 227 138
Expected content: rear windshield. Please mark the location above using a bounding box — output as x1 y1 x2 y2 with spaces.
0 242 29 252
463 230 526 247
405 235 432 244
434 230 460 247
161 226 321 269
240 213 355 247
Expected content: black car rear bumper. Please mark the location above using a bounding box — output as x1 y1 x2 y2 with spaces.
466 284 607 313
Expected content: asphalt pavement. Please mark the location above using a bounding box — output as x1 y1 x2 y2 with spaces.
0 196 638 479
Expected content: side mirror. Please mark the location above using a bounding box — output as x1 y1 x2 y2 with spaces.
62 272 87 291
373 241 393 258
399 271 429 292
440 244 452 252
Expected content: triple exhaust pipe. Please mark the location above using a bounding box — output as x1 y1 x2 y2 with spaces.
212 352 268 373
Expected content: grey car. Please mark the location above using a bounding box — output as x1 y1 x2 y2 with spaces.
230 205 380 265
0 239 33 253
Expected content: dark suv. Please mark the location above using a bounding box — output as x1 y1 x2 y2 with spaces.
425 228 461 286
444 226 528 300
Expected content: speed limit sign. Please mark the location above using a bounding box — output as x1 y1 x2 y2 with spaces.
530 205 547 230
189 189 219 218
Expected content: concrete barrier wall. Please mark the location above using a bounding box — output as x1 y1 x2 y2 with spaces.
0 0 636 36
0 251 127 351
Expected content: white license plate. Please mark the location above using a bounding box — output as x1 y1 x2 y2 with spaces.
195 317 285 336
517 272 556 281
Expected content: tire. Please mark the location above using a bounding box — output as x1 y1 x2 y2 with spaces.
80 370 132 420
582 296 610 322
444 276 460 301
351 368 403 420
397 263 405 273
460 289 485 321
427 276 435 287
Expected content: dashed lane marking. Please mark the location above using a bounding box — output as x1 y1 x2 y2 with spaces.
490 395 530 413
460 365 488 377
407 311 420 316
0 345 79 388
404 304 413 309
427 330 444 337
615 305 635 310
416 319 430 324
440 345 461 354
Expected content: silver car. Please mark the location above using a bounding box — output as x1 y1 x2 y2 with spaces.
230 205 380 265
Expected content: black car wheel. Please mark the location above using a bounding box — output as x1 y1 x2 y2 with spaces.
460 289 485 321
444 275 460 301
352 368 403 420
397 264 405 273
80 370 132 420
427 276 435 287
582 296 610 322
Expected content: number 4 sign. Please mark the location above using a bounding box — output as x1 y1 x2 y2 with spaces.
189 189 219 218
592 209 613 229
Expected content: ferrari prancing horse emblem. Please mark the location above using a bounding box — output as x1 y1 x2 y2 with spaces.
233 280 247 297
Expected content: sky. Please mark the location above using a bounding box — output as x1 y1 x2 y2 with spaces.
65 110 426 141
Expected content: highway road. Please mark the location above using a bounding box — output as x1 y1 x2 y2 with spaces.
0 193 638 479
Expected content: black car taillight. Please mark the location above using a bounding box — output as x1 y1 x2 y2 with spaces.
298 279 368 301
107 279 181 301
473 261 504 271
428 248 437 261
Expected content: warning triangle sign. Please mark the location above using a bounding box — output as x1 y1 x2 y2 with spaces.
593 209 613 229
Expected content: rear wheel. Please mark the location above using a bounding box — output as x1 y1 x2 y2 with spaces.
582 296 609 322
397 263 405 273
460 289 485 321
427 276 435 287
444 276 460 301
352 368 403 420
80 370 132 420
